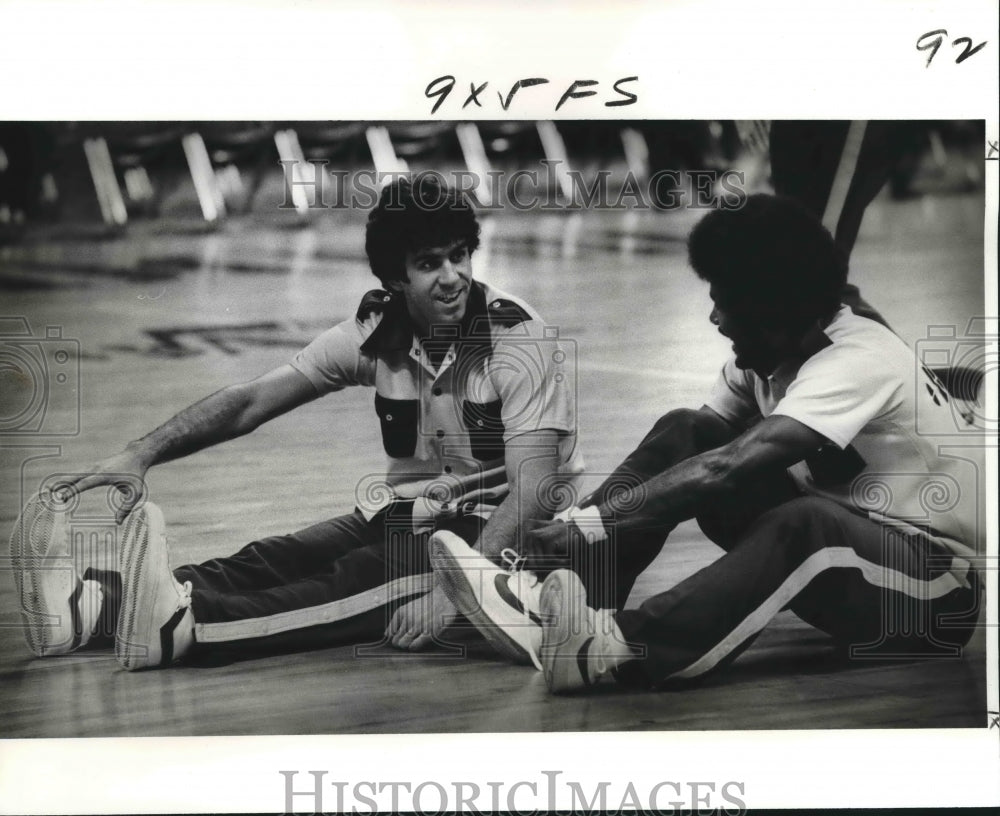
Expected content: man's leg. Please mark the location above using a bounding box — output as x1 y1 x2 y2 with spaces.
573 409 737 609
612 497 979 688
111 499 487 668
768 120 893 328
574 408 797 611
769 120 906 258
585 409 739 508
179 505 486 654
74 510 379 653
436 410 792 670
174 511 376 595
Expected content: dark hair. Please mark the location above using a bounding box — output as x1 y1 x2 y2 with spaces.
365 173 482 286
687 194 848 332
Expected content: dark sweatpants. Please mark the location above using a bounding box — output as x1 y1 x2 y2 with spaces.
578 409 980 688
172 502 487 653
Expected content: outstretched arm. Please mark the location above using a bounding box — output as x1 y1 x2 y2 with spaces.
61 364 320 521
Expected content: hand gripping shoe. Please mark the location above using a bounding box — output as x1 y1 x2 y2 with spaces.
115 502 194 671
429 530 543 669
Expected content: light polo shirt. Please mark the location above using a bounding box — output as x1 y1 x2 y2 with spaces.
707 306 980 559
291 280 583 517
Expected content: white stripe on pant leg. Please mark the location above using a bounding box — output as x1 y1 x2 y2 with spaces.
670 547 966 680
194 573 432 643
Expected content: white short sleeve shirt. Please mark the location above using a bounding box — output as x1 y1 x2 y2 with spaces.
707 307 980 555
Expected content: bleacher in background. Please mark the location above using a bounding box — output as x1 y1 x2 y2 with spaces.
0 120 987 242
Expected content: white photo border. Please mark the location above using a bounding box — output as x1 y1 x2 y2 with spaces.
1 0 998 811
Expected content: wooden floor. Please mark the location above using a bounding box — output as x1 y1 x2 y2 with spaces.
0 185 989 736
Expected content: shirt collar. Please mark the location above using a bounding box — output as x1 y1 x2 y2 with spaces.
359 292 413 353
359 280 492 354
766 317 835 383
461 280 492 340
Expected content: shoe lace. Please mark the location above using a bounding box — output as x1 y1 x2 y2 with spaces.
500 547 525 573
500 547 542 591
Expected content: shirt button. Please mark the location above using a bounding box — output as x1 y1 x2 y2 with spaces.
385 414 393 421
433 387 442 396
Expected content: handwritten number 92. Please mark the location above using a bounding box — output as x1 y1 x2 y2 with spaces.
917 30 987 67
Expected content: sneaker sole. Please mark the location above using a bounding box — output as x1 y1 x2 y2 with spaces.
430 535 538 667
115 503 168 670
9 493 82 656
539 569 593 693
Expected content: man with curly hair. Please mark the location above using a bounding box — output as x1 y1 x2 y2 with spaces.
13 174 581 670
501 194 980 693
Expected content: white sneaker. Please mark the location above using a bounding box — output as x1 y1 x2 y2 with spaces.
115 502 194 671
10 492 103 656
429 531 543 669
539 569 635 694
